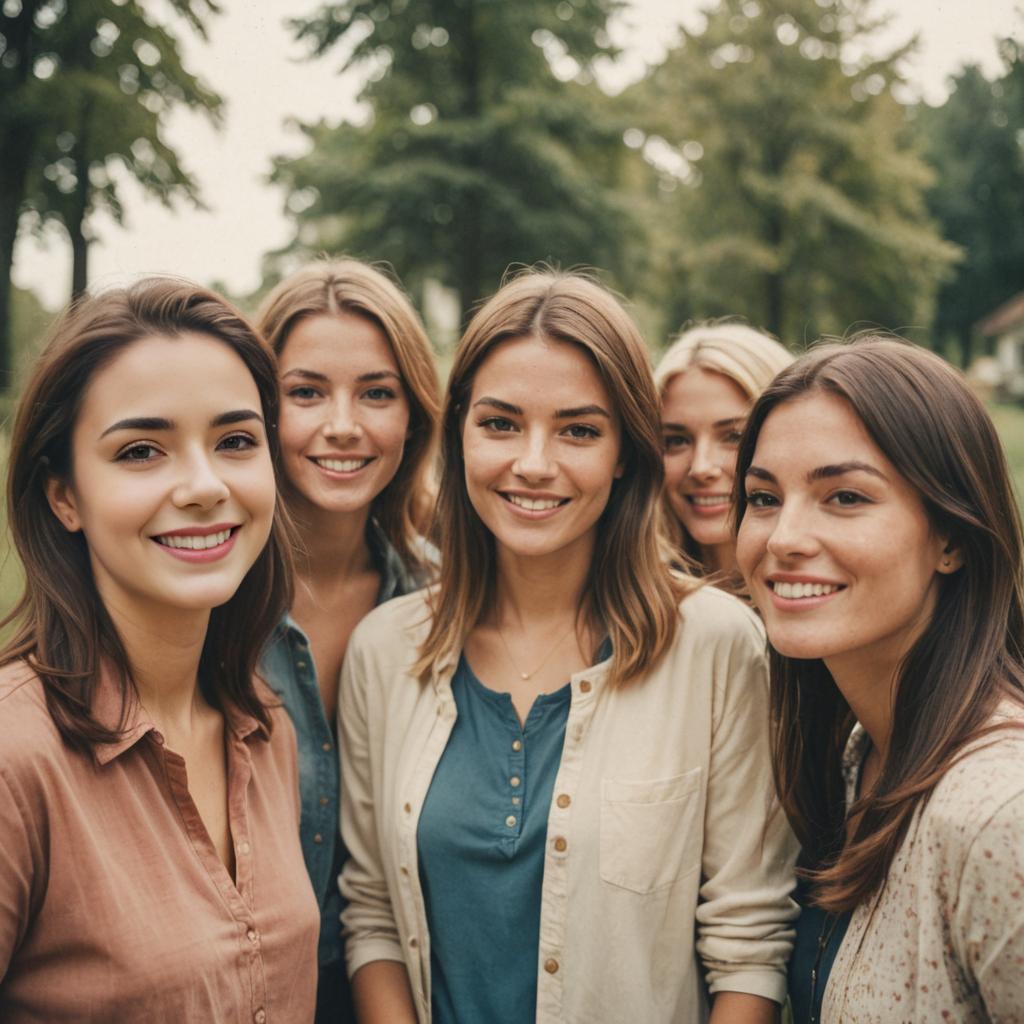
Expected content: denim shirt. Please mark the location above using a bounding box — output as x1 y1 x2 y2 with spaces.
259 523 430 971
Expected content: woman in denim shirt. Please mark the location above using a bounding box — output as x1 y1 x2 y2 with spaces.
256 260 440 1023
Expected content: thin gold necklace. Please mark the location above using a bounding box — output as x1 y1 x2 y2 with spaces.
496 621 577 681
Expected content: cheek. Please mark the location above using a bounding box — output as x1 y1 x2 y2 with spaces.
662 454 687 489
734 518 764 577
235 454 278 524
373 405 412 460
277 405 315 457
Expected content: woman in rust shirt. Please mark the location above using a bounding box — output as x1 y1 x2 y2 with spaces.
0 280 319 1022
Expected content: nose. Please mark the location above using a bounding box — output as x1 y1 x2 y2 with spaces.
172 448 230 510
512 429 556 481
688 437 722 482
764 498 819 560
322 395 364 442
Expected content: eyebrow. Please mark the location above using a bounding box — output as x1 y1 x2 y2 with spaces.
471 397 610 419
745 460 888 484
99 409 263 439
282 368 402 384
281 368 329 383
662 415 745 432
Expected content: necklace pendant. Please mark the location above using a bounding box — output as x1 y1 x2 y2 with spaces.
521 672 530 680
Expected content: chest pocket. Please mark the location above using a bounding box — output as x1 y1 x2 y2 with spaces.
599 767 703 894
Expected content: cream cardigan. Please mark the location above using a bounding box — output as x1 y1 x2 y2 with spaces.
338 585 799 1023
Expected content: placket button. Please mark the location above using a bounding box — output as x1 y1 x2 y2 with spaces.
544 958 559 974
553 837 567 852
556 793 571 808
254 1010 267 1024
313 833 323 844
512 739 522 752
505 815 517 827
579 680 592 693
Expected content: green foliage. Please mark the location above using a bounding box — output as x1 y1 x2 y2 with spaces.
274 0 646 316
918 38 1024 363
624 0 959 344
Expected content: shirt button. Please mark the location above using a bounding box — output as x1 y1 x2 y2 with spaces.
247 928 259 943
409 937 418 948
238 841 251 855
400 865 410 876
511 796 521 806
505 815 517 827
296 660 307 670
544 958 559 974
319 795 329 806
579 680 592 693
512 739 522 752
254 1010 267 1024
321 741 332 752
556 793 571 808
553 836 567 853
510 775 521 788
313 833 323 844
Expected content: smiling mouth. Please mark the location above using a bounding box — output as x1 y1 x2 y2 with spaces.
769 581 845 599
501 493 569 512
155 528 235 551
687 494 730 508
311 456 373 473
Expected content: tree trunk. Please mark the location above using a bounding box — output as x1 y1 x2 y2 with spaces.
0 141 33 388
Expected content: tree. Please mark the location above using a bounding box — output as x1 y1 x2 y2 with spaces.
918 37 1024 365
0 0 220 384
273 0 645 317
623 0 959 344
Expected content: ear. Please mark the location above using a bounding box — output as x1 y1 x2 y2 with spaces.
937 540 964 575
45 476 82 533
613 460 625 480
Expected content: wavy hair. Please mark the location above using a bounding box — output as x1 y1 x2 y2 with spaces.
1 278 293 752
256 259 440 566
655 320 793 576
734 336 1024 911
415 269 695 687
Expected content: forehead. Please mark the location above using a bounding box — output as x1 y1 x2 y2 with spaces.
753 392 884 465
279 312 397 370
76 331 260 427
470 334 613 408
662 366 749 421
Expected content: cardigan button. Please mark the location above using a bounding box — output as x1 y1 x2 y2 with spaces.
544 958 559 974
579 680 592 693
556 793 571 808
553 837 567 853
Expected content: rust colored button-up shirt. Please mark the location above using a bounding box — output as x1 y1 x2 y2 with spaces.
0 659 319 1023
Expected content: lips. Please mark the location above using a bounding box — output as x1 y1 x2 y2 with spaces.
769 580 844 599
310 455 374 473
502 492 568 512
151 523 240 562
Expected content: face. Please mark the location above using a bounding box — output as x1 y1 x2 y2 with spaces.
661 366 750 568
462 335 623 567
735 392 959 683
277 312 410 521
47 332 276 625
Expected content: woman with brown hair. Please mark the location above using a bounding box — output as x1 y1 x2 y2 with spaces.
735 337 1024 1022
0 279 319 1021
654 322 793 582
255 259 440 1023
338 270 798 1023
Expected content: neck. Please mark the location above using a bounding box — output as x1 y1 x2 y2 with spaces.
491 535 593 632
703 541 736 576
104 597 211 738
289 496 375 584
825 653 896 760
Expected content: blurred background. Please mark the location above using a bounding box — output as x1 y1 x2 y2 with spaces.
2 0 1024 601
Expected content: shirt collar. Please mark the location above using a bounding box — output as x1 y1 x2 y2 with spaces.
91 662 269 766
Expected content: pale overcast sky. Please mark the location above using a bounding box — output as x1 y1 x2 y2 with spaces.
12 0 1023 309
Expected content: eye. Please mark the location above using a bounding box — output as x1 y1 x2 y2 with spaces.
363 386 396 401
722 430 743 445
745 489 779 508
217 432 259 453
828 489 870 508
663 433 690 452
115 442 162 463
479 416 517 433
563 423 600 440
287 385 320 401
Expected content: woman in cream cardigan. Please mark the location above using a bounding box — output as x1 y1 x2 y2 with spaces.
339 270 798 1023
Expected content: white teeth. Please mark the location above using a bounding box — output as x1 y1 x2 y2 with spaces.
315 457 370 472
690 495 730 507
772 581 841 599
157 529 232 550
506 494 563 511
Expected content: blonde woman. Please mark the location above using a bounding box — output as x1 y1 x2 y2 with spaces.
339 272 798 1023
654 322 793 578
256 260 440 1024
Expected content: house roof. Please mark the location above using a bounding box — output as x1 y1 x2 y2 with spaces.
977 291 1024 337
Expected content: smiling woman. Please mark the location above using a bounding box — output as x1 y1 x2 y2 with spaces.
338 270 799 1024
0 279 319 1023
734 337 1024 1023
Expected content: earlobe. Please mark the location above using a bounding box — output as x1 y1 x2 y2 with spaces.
45 476 82 532
937 542 964 574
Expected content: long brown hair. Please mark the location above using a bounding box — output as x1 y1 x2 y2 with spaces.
256 259 440 567
415 269 695 686
1 278 294 753
734 337 1024 911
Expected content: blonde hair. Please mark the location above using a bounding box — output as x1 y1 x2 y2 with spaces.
415 269 696 688
654 320 793 399
654 320 794 576
256 259 441 569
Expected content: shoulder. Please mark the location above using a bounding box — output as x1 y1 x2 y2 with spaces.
676 584 766 652
0 661 63 770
